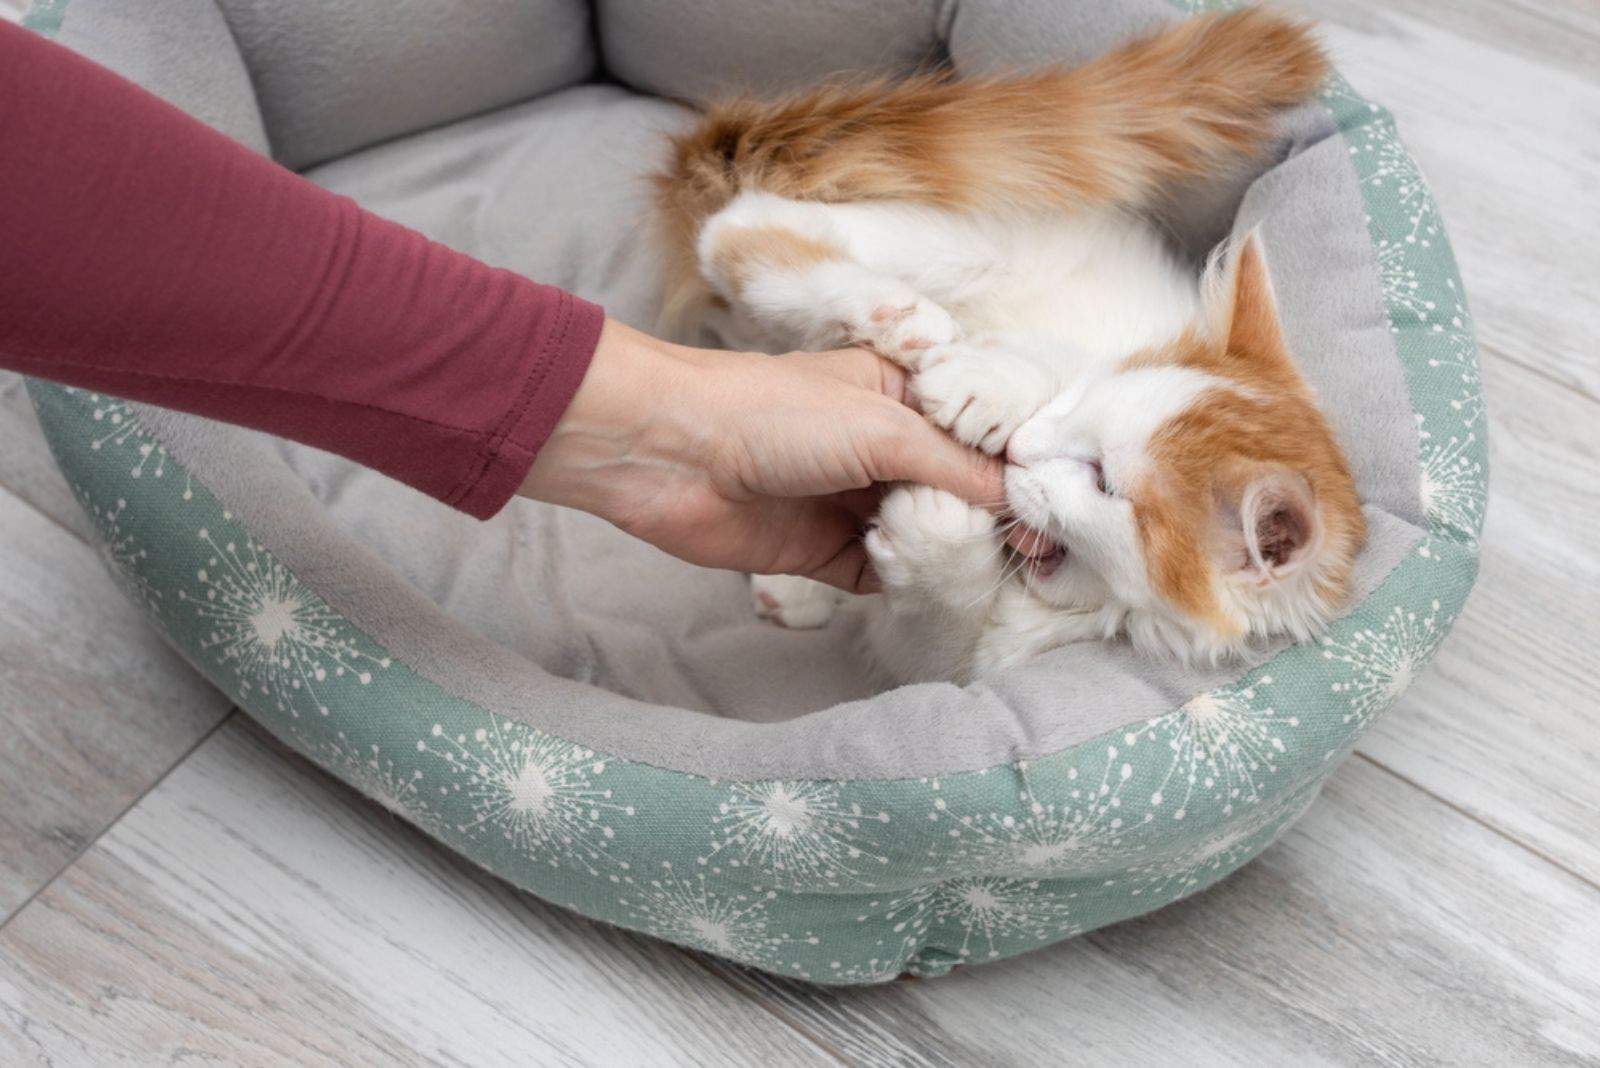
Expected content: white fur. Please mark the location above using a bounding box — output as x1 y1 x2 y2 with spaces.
699 192 1300 680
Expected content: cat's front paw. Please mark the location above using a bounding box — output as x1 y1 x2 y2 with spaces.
840 287 958 369
751 573 840 629
912 348 1055 454
864 297 959 368
865 485 1000 595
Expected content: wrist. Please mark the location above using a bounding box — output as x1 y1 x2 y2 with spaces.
517 319 708 518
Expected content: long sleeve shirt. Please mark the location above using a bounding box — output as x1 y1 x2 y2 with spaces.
0 21 605 518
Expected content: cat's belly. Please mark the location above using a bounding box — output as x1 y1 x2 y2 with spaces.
953 269 1198 365
844 205 1201 365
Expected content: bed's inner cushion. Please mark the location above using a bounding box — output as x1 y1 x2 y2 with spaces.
278 80 1422 735
214 0 596 169
297 84 885 720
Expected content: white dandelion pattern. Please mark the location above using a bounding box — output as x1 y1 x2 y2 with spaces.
703 781 890 889
314 732 443 835
1116 783 1319 902
816 957 915 985
921 755 1137 880
883 876 1080 964
1350 118 1441 249
419 719 634 874
78 391 186 486
1417 418 1485 542
1376 238 1437 324
1424 281 1485 432
1323 600 1449 729
178 525 390 718
1127 674 1297 820
71 485 163 616
1320 73 1379 117
618 863 786 965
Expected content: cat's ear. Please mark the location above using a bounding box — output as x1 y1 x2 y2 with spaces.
1205 230 1293 374
1223 469 1323 583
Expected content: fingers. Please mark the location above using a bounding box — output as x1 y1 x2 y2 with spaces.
769 498 880 594
868 410 1009 512
805 538 880 595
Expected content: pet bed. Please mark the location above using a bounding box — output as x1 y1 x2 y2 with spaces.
24 0 1485 983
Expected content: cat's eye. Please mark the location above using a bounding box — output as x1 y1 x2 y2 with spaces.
1089 460 1111 495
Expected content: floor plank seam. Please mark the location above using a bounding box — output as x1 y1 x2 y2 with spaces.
1352 750 1600 894
0 708 239 933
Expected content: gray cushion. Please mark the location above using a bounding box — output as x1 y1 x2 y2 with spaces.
215 0 595 168
598 0 946 103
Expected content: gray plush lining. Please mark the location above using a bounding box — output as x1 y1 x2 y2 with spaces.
52 0 1425 781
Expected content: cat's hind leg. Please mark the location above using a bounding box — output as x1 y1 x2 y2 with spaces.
698 192 957 367
750 573 842 630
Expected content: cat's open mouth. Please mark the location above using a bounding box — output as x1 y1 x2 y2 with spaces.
1031 543 1068 578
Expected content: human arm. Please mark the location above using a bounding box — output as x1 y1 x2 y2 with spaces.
0 19 601 520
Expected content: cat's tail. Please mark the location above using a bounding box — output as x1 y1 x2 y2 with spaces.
657 7 1328 225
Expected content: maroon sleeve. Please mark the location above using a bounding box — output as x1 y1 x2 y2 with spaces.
0 22 605 520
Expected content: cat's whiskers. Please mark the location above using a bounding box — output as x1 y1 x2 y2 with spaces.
962 544 1033 610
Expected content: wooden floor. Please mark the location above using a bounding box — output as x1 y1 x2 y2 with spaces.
3 2 1598 1064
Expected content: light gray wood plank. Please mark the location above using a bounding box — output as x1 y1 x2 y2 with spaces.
0 486 231 920
1309 0 1600 84
1361 346 1600 884
1296 1 1600 401
709 757 1600 1067
0 718 838 1068
0 374 93 543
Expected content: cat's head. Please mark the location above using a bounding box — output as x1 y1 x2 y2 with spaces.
1004 233 1365 664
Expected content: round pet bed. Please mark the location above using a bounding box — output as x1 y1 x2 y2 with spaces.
25 0 1486 983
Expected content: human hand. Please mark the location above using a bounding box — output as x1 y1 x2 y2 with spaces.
518 320 1023 592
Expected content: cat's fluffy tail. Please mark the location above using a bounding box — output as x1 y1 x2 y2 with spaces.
657 7 1327 226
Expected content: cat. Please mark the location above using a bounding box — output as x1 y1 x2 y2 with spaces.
653 7 1365 683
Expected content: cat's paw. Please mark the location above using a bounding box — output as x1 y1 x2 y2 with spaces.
751 573 840 629
865 485 999 594
912 348 1054 454
838 286 958 369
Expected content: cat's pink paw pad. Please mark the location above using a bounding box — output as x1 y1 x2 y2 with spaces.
869 302 915 325
854 296 957 368
750 575 839 629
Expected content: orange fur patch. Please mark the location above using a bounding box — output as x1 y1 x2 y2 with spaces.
709 225 845 295
653 7 1328 334
1128 241 1365 629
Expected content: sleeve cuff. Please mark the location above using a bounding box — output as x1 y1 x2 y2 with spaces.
449 291 606 520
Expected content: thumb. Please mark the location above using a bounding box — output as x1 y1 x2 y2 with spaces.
871 426 1054 557
871 411 1009 512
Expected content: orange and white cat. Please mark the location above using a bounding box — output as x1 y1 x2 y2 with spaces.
655 8 1365 682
